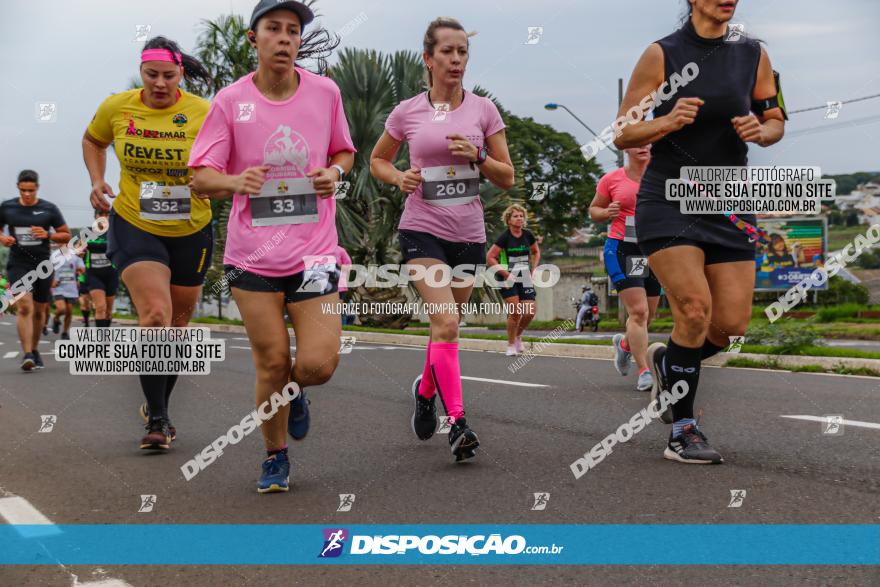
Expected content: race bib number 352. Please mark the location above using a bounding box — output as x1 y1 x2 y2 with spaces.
250 178 319 227
139 183 192 221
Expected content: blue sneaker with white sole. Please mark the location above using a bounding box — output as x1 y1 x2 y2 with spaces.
257 452 290 494
287 389 310 440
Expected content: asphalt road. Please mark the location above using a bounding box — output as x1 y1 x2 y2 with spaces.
0 320 877 585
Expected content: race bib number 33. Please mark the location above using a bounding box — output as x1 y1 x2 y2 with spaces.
250 178 319 227
139 183 192 221
421 165 480 207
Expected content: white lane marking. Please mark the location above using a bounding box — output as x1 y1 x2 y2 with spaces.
461 375 549 388
0 496 131 585
780 415 880 430
230 346 252 350
3 351 18 359
0 496 60 536
0 321 12 325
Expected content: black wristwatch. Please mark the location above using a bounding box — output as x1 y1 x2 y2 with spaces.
475 145 488 165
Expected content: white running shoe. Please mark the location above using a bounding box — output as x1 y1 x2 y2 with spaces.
515 337 525 354
506 345 518 356
612 333 632 376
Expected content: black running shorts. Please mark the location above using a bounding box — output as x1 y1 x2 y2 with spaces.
224 264 340 305
6 262 53 304
85 269 120 296
107 212 213 287
398 229 486 275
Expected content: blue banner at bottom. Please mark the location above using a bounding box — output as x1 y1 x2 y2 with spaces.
1 524 878 565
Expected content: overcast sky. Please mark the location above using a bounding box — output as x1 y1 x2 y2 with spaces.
1 0 878 226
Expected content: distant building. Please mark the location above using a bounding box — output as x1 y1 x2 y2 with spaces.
835 182 880 220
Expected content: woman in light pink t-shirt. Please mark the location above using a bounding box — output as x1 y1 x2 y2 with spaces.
370 17 515 463
189 1 355 494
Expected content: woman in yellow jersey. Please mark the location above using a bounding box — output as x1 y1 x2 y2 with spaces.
82 36 213 451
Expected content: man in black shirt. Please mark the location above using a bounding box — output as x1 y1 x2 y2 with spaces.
0 170 71 370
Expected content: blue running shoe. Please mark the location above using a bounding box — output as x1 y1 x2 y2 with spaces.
257 452 290 494
287 388 310 440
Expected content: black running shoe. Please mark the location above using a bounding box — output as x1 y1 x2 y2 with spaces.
411 374 437 441
664 424 723 465
647 342 672 424
32 350 44 369
52 318 60 334
448 417 479 462
61 332 70 340
140 418 172 450
42 325 49 336
20 353 36 372
139 402 176 441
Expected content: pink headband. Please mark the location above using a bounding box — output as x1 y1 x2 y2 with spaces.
141 48 183 64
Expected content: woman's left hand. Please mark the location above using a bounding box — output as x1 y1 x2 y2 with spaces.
307 167 342 198
446 133 479 161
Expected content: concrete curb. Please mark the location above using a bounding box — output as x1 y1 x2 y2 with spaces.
112 319 880 374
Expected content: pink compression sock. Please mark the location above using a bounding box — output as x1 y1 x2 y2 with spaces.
429 342 464 421
418 339 436 398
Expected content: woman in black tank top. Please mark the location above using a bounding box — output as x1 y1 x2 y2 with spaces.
613 0 786 464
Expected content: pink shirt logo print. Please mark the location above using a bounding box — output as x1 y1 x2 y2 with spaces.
264 125 310 175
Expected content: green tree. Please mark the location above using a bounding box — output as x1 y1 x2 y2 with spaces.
501 111 603 250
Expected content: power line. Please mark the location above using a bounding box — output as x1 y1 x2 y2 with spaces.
785 114 880 138
788 93 880 115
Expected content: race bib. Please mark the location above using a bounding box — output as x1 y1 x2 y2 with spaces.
623 215 638 243
139 183 192 221
14 226 41 246
91 252 111 269
421 165 480 207
508 254 530 269
250 178 319 227
57 268 75 284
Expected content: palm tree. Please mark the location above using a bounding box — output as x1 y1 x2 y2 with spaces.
329 49 519 325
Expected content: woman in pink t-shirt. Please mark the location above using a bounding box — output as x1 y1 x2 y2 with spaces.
189 0 355 494
589 146 661 392
370 17 514 462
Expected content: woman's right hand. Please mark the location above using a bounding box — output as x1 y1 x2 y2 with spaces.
663 97 704 133
606 202 621 219
90 180 116 212
231 166 270 195
397 167 422 194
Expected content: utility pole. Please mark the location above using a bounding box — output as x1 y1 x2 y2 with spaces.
617 77 627 327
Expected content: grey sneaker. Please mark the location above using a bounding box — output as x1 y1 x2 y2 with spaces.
636 370 653 392
612 333 632 376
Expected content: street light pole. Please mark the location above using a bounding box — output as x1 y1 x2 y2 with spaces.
544 102 622 163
